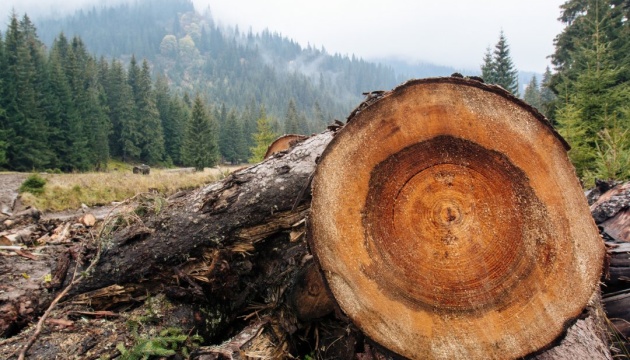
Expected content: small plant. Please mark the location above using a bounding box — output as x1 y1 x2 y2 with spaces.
19 174 47 195
116 326 203 360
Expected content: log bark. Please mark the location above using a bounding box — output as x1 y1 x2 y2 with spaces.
0 77 613 360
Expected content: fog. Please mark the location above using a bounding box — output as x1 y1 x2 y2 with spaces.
1 0 566 73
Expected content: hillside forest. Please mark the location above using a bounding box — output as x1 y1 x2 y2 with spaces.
0 0 629 187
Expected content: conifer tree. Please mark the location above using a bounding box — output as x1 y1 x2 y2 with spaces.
284 98 300 134
220 109 246 164
3 13 52 170
249 112 278 163
480 47 496 84
540 67 557 120
492 31 519 95
523 75 542 111
136 59 165 164
155 74 184 165
182 95 218 170
109 59 140 161
552 0 630 184
480 32 519 95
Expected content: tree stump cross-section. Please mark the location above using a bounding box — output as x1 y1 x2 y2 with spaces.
308 78 605 359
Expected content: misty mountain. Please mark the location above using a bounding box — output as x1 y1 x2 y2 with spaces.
33 0 404 123
33 0 539 122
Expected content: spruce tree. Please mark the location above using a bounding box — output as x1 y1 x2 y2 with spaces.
183 95 218 170
552 0 630 184
523 75 542 111
480 47 496 84
284 98 300 134
220 109 246 164
540 67 557 120
136 59 165 164
249 114 278 163
492 31 519 95
3 13 52 170
109 59 140 161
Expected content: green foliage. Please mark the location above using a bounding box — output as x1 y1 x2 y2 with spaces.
480 31 519 95
551 0 630 183
249 115 279 163
19 174 47 194
523 75 542 111
590 125 630 184
116 327 202 360
556 102 595 179
182 95 219 170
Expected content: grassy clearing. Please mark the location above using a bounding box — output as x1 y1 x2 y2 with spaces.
20 166 236 212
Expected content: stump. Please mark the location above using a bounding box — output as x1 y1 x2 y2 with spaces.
309 78 606 359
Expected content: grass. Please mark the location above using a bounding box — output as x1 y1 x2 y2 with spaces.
20 166 237 212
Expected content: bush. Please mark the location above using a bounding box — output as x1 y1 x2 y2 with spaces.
19 174 47 195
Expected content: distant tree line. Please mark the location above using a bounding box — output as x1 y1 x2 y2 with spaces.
35 0 402 125
0 13 307 171
481 1 630 187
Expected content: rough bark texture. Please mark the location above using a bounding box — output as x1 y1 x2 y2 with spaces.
0 76 617 360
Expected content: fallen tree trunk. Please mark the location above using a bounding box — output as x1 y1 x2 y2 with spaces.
0 77 611 359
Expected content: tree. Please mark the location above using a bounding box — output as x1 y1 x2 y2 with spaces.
219 108 246 164
107 59 139 161
523 75 542 110
492 31 519 95
480 47 495 84
136 59 165 164
552 0 630 185
539 66 557 119
284 98 300 134
249 111 278 163
182 95 218 170
2 13 52 170
480 31 519 95
155 74 185 165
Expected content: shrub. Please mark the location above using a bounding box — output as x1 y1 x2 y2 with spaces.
19 174 47 195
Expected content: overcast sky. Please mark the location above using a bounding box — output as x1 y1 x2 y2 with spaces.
1 0 567 73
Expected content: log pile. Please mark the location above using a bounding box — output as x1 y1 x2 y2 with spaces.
0 77 624 359
589 181 630 353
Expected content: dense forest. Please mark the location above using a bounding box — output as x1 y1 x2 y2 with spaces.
548 0 630 185
0 0 404 172
35 0 402 124
2 0 630 185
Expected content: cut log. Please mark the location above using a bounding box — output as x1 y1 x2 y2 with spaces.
309 78 605 359
0 77 613 360
264 134 309 159
78 213 96 227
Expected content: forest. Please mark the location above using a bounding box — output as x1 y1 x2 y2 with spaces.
0 0 629 185
0 0 402 172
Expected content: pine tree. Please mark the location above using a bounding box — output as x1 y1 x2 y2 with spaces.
553 0 630 184
540 67 557 120
523 75 542 111
492 31 519 95
480 47 496 84
136 59 165 164
2 13 52 170
284 98 300 134
249 113 278 163
182 95 218 170
81 58 111 170
108 59 140 161
220 109 246 164
155 74 184 165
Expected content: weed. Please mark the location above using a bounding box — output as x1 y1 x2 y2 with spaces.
117 320 203 359
19 174 47 195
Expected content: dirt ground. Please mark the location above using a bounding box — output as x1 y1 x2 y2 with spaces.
0 173 27 215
